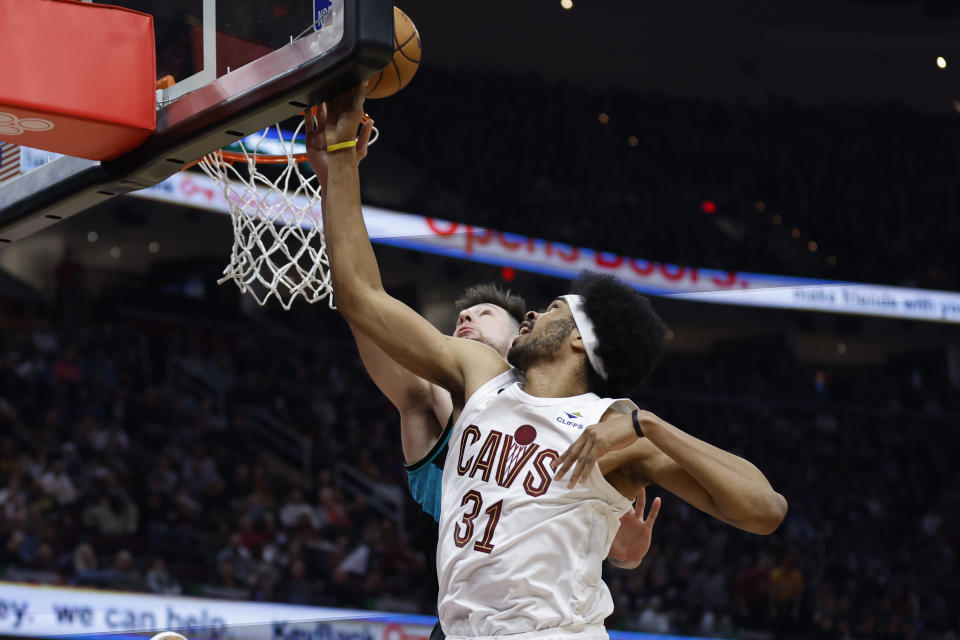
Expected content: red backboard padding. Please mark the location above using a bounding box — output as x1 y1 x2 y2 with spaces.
0 0 156 161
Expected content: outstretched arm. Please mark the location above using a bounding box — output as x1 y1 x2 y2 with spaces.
556 410 787 535
306 106 448 462
317 87 508 399
350 324 452 462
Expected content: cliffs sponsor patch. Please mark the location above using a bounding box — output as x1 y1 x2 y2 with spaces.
556 411 585 429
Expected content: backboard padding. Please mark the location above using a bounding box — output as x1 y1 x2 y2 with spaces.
0 0 393 245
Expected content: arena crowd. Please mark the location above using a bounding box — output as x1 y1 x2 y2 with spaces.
1 301 956 640
367 69 960 291
1 68 958 640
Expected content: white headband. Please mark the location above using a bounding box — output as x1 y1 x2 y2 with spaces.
561 295 608 380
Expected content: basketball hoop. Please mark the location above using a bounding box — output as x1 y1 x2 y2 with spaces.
197 113 377 310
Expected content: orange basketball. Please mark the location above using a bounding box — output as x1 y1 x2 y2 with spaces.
365 6 421 99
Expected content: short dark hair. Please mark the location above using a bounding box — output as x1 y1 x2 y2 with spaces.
570 271 668 398
455 283 527 325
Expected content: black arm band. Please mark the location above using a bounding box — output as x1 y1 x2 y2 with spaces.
632 409 645 438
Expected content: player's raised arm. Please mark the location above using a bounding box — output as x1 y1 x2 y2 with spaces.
306 104 439 420
349 324 453 462
317 86 508 399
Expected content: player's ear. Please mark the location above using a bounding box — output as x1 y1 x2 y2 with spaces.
570 328 586 355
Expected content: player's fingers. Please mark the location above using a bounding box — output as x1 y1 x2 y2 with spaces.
555 432 589 469
357 119 375 161
557 435 592 479
552 441 574 475
635 486 646 515
553 439 584 479
306 107 327 147
568 443 596 488
645 496 662 524
567 456 587 488
318 104 327 128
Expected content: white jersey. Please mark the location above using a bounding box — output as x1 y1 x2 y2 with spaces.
437 369 636 638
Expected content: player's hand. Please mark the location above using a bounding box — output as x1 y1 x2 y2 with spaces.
304 104 374 191
324 83 367 144
607 486 661 569
552 413 638 488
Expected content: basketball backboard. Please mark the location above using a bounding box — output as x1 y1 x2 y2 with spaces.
0 0 392 244
120 0 345 104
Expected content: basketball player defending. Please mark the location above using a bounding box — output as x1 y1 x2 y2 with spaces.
318 86 787 640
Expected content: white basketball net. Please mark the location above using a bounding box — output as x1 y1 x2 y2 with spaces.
198 120 357 311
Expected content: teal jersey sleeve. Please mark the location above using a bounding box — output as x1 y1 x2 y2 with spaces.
405 414 454 523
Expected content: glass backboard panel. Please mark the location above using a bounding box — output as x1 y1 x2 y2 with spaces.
92 1 343 102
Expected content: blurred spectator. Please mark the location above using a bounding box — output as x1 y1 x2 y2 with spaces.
145 557 182 595
280 489 322 530
769 551 805 629
685 560 731 623
2 529 35 568
181 446 222 499
82 491 139 537
237 514 274 551
281 559 316 605
90 422 130 453
30 543 58 573
174 486 203 519
318 487 353 534
52 347 82 383
40 459 78 505
637 595 671 633
0 474 27 520
147 456 180 495
72 542 98 575
102 549 142 591
733 550 774 628
205 558 247 602
216 532 256 584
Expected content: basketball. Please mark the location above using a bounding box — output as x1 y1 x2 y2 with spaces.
365 6 421 99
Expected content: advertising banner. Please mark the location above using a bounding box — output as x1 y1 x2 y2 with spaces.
19 148 960 323
0 583 705 640
130 170 833 299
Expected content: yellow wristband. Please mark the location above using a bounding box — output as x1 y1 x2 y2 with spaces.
326 139 358 152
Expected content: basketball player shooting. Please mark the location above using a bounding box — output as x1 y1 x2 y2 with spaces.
304 113 660 603
302 34 664 598
319 85 787 640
